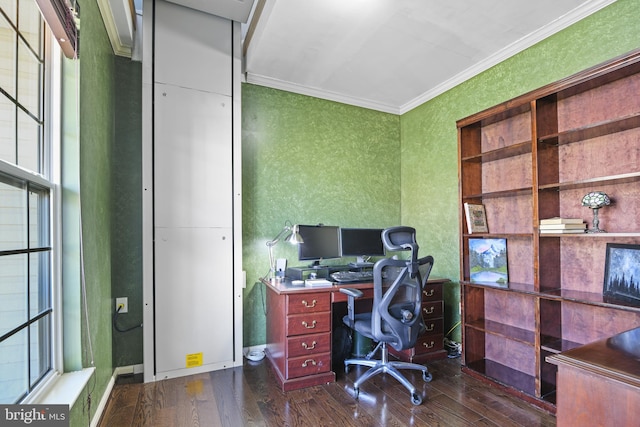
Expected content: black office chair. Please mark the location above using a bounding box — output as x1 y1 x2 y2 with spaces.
340 226 434 405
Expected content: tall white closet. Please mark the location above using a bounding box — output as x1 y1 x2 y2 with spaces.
141 0 243 381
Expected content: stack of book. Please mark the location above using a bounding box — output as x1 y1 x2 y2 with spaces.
539 217 586 233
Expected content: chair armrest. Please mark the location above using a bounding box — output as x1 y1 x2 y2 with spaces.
340 288 364 328
339 288 364 299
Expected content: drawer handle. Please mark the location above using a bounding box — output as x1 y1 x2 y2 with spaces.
302 359 317 367
423 289 434 297
423 341 435 349
302 320 317 329
423 307 434 315
302 341 317 350
426 323 435 332
302 299 317 308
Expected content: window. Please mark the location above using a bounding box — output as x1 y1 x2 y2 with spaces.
0 0 55 404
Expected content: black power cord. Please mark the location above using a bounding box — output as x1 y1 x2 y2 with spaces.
113 305 143 333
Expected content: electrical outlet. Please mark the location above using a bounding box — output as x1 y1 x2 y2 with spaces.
116 297 128 314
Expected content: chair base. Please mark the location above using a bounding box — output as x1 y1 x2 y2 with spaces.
344 341 432 405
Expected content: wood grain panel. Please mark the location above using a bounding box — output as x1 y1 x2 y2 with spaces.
481 111 532 151
557 72 640 131
484 290 535 331
485 333 536 376
561 301 640 344
483 154 532 193
484 194 533 234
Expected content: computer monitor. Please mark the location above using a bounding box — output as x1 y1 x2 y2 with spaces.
297 224 341 267
340 228 385 264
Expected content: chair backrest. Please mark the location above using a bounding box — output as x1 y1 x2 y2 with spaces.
371 227 434 350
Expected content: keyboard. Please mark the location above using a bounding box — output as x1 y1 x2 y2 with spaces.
331 270 374 283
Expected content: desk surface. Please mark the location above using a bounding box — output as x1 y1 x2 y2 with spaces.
263 276 448 295
548 326 640 388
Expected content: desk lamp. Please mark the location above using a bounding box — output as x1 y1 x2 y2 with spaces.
266 221 303 278
581 191 611 233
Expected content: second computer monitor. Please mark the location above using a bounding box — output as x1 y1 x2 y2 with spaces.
340 228 385 264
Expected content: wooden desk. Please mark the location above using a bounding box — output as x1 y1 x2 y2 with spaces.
263 276 448 391
547 327 640 426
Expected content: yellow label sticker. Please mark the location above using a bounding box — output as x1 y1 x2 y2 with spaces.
186 352 203 368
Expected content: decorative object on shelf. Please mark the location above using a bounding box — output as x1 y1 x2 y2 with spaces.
603 243 640 306
266 221 304 278
463 203 489 234
581 191 611 233
468 238 508 285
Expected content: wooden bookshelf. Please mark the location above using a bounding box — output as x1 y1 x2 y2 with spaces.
457 49 640 410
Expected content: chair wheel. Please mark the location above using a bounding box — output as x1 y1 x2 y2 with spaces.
345 365 350 374
411 392 422 405
423 371 432 382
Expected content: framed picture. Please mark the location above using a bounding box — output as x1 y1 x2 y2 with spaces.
603 243 640 304
464 203 488 234
469 238 508 285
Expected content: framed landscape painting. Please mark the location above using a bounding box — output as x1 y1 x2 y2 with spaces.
469 238 508 286
603 243 640 305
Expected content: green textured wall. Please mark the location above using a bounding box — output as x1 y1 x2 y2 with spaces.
80 0 639 397
68 0 116 425
111 56 143 366
241 0 640 347
242 84 401 346
400 0 640 342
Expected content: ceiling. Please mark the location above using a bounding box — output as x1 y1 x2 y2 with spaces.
106 0 616 114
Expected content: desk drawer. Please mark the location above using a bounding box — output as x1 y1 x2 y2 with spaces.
389 333 444 361
287 293 331 315
287 332 331 358
422 318 443 335
287 312 331 336
422 283 443 302
415 333 444 354
287 352 331 379
422 301 443 319
332 287 374 303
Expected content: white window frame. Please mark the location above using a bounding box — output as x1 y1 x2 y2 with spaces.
0 14 62 403
20 29 64 404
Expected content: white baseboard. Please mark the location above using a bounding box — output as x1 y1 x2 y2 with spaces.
90 374 114 427
114 363 145 376
90 364 144 427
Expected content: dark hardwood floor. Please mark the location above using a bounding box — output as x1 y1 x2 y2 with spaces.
98 357 556 426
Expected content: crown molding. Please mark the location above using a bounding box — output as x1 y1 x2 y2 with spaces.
399 0 617 114
245 73 402 114
97 0 134 58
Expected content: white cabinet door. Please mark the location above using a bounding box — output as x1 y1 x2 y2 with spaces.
147 0 237 379
154 83 232 229
154 226 233 375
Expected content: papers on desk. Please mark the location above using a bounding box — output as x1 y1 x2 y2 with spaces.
305 279 333 288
